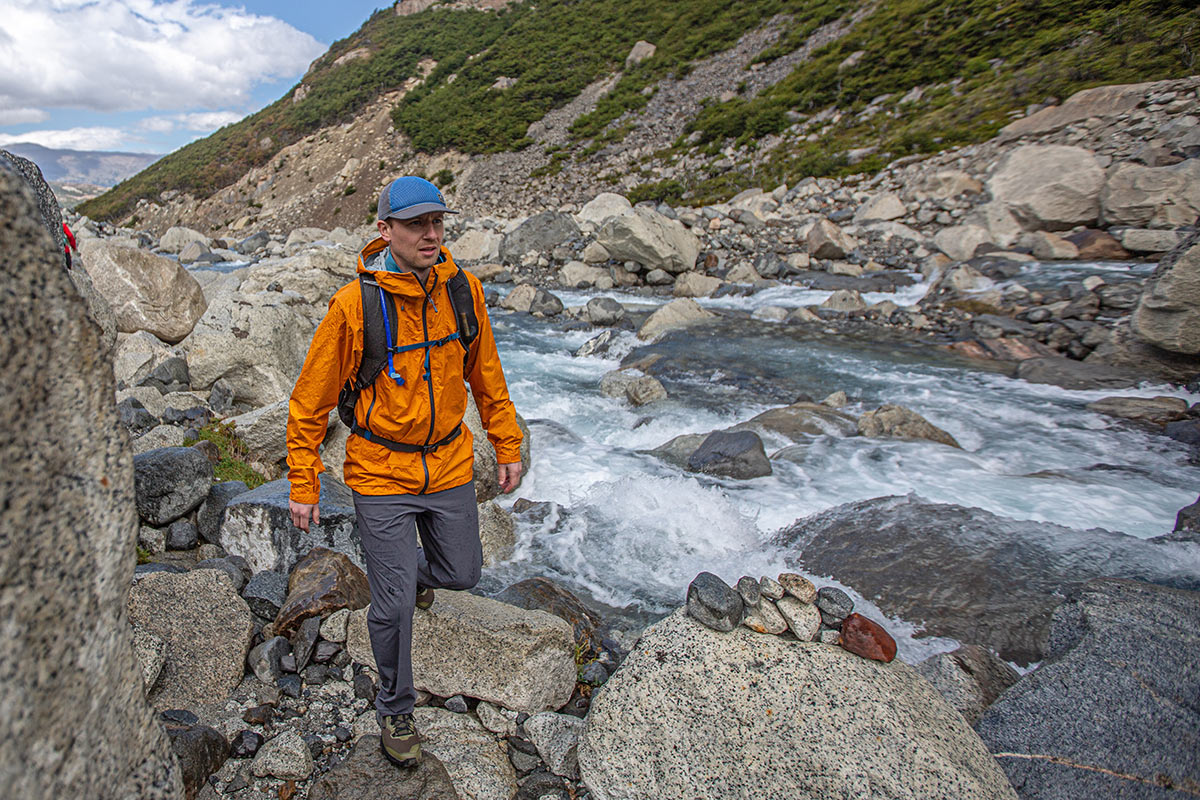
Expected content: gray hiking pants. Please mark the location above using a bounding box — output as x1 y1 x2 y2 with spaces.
353 482 481 717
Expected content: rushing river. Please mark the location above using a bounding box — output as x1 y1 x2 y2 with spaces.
473 263 1198 661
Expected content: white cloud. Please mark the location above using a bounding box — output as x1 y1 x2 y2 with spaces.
138 110 244 133
0 1 325 117
0 106 49 125
0 126 131 150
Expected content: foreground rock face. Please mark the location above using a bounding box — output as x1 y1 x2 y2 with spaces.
0 168 183 798
578 610 1016 800
1132 234 1200 355
775 495 1199 664
977 579 1200 800
348 591 576 713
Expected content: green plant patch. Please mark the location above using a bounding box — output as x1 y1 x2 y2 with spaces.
185 421 268 489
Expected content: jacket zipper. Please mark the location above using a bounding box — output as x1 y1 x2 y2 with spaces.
418 272 439 494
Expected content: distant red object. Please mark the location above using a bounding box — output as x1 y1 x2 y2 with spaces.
62 222 77 268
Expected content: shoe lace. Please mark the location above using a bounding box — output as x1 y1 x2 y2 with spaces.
386 714 416 737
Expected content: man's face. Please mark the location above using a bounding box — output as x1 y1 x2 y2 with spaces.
377 212 445 272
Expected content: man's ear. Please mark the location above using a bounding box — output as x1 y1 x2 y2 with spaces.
377 219 391 240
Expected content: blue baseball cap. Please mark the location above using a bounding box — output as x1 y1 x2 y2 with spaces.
377 176 457 221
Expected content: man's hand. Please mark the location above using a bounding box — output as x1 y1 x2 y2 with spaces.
289 500 319 532
498 461 522 494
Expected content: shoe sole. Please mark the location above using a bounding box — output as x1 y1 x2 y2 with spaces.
380 741 421 769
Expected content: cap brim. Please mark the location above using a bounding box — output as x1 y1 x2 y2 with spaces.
380 202 458 220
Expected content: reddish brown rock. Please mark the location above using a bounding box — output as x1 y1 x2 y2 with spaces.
274 547 370 638
839 613 897 663
1065 229 1130 260
947 337 1054 362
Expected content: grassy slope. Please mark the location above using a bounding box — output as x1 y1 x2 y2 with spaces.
82 0 1199 221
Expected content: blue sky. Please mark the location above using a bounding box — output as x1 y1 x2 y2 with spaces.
0 1 386 154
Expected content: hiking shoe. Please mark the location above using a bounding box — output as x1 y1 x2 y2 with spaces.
381 713 421 767
415 585 435 610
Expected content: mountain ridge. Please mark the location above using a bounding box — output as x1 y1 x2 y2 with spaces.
79 0 1200 231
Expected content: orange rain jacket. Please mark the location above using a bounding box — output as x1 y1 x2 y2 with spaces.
286 238 523 504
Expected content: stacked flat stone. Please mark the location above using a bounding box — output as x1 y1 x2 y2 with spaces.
685 571 897 663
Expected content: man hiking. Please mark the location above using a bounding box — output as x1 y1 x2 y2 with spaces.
285 175 524 768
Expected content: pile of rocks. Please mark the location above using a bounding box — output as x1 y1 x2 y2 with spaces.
685 571 897 663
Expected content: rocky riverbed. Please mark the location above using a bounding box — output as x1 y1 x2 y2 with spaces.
4 76 1200 800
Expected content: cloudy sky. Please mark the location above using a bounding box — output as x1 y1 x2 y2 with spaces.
0 0 384 154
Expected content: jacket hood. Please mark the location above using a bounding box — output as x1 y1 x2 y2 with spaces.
357 237 459 296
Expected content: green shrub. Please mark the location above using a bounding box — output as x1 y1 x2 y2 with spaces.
185 421 268 489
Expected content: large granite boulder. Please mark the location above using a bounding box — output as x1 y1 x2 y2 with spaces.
857 404 961 448
1015 356 1143 390
913 644 1020 725
77 239 207 343
1132 234 1200 355
597 208 701 273
494 576 605 659
1101 159 1200 228
309 735 459 800
577 610 1016 800
133 446 214 526
181 289 314 407
987 145 1105 230
977 579 1200 800
127 569 254 710
499 212 581 264
347 591 576 713
577 192 633 227
733 401 857 440
636 297 717 341
219 474 362 575
774 495 1200 664
114 330 181 390
414 707 517 800
464 397 532 503
448 229 503 263
237 247 357 308
0 165 182 798
158 226 210 253
227 400 289 467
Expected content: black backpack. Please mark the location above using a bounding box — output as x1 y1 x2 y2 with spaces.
335 268 479 453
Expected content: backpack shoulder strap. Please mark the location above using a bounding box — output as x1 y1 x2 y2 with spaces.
445 267 479 349
356 274 396 390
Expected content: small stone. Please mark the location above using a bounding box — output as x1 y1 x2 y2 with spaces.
166 519 198 551
333 726 352 743
353 672 376 703
478 701 519 736
277 673 302 698
242 571 288 620
817 628 841 645
251 730 314 780
229 730 264 758
816 586 854 626
776 596 821 642
839 613 897 663
778 573 817 604
318 608 350 643
444 694 469 713
280 653 297 673
735 576 761 608
579 661 608 686
160 709 200 726
758 576 784 601
507 734 540 757
304 664 328 684
524 711 586 780
291 616 321 672
518 770 568 800
242 704 274 726
685 572 744 632
247 636 289 684
313 641 341 664
509 747 541 775
742 599 788 635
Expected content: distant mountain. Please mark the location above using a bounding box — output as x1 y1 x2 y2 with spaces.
4 142 159 187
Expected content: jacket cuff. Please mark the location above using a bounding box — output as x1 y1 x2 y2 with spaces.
289 484 321 505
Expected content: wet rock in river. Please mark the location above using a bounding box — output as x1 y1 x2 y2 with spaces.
686 430 772 479
776 495 1200 663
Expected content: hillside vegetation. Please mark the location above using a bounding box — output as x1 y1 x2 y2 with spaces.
82 0 1199 221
